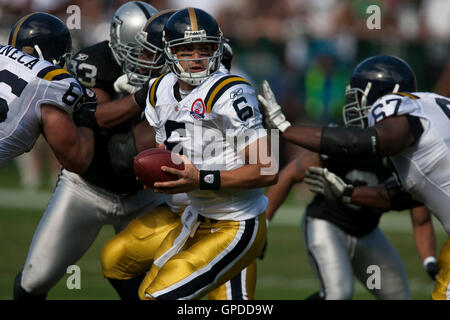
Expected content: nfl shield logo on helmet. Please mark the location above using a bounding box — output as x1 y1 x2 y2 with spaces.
190 99 205 119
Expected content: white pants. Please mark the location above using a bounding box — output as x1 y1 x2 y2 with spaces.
301 214 411 300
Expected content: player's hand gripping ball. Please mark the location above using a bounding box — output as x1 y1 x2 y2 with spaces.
133 148 185 187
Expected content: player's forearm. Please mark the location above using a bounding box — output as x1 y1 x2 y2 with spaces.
410 207 436 261
350 185 391 209
219 164 278 189
56 127 94 173
413 223 436 261
265 170 296 221
95 95 142 130
281 126 323 153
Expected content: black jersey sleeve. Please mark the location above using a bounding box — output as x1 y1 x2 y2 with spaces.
69 41 122 97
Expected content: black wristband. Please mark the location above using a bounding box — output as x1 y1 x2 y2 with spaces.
199 170 221 190
133 80 149 111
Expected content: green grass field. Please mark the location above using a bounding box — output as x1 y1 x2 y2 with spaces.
0 161 446 300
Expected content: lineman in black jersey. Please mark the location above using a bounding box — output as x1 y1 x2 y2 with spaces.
70 41 122 100
13 2 162 300
265 139 437 299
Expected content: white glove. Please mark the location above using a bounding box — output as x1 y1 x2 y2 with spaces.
257 80 291 132
304 167 354 204
113 74 140 94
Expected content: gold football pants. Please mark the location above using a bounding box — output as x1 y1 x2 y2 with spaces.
432 236 450 300
138 212 266 300
101 205 259 300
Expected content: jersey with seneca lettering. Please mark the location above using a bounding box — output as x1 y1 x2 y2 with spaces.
145 69 268 220
0 44 83 169
368 92 450 231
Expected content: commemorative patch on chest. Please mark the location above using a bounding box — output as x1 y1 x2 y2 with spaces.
190 99 205 120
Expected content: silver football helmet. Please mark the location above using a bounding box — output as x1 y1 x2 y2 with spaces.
109 1 158 68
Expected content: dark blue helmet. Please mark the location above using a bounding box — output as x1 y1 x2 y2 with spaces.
124 9 177 86
163 7 224 86
343 55 417 128
8 12 72 68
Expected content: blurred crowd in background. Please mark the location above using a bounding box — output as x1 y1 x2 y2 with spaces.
0 0 449 189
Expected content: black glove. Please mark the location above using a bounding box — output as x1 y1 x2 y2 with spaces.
424 257 439 280
73 87 98 130
108 130 138 175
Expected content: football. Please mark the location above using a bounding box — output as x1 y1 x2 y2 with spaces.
133 148 185 187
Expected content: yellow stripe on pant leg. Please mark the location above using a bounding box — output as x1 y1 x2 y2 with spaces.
141 213 266 300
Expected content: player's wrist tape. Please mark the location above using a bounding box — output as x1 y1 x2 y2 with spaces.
199 170 221 190
133 80 149 111
342 185 354 204
423 256 437 268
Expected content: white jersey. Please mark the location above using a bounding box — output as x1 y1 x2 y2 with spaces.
368 92 450 231
145 69 268 220
0 45 83 169
165 193 191 214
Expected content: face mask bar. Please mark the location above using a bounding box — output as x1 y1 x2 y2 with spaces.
59 52 72 69
343 82 401 128
164 35 223 86
110 17 138 67
343 82 372 128
124 32 165 86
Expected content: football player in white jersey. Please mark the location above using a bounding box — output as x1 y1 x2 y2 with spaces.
0 13 94 173
101 10 259 301
136 8 277 300
257 55 450 299
11 5 166 300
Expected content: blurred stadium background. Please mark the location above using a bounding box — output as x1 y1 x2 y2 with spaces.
0 0 448 300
